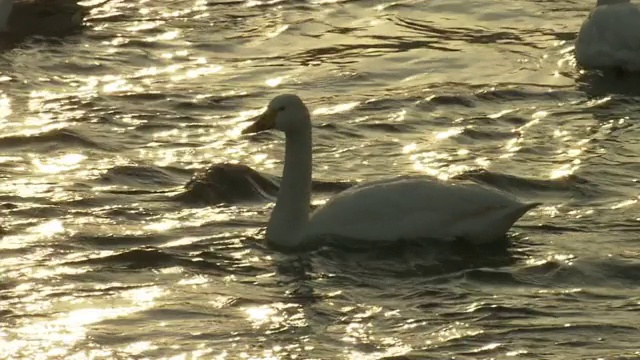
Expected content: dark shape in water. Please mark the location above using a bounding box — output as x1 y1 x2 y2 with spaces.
177 163 280 205
175 163 353 206
0 0 108 47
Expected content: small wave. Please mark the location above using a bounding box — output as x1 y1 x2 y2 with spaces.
465 303 558 320
393 16 544 49
473 86 573 102
453 169 589 199
72 234 174 250
99 165 189 188
0 128 109 151
355 123 415 133
430 94 476 107
173 92 254 111
316 123 366 139
459 127 520 141
459 255 640 289
112 92 167 101
67 247 266 276
69 248 180 269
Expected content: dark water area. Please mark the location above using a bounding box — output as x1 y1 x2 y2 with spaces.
1 0 639 358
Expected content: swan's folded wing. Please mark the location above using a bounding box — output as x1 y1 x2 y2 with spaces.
304 176 531 243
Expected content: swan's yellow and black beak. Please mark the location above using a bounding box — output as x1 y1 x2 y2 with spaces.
241 108 277 134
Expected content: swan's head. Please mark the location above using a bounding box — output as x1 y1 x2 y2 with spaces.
596 0 630 6
242 94 311 135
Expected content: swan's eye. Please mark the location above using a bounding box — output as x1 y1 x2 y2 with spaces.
277 105 285 111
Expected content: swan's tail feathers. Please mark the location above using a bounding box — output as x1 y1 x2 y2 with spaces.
509 202 542 222
446 201 542 245
524 202 543 211
524 202 543 212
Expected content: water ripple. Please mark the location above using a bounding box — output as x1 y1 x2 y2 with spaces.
1 0 639 358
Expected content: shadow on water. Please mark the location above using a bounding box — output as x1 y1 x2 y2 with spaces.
576 69 640 98
252 232 531 309
273 232 527 278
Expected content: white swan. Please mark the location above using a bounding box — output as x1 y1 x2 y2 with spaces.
575 0 640 72
241 94 540 249
0 0 89 36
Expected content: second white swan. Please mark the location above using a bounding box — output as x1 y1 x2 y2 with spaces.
575 0 640 72
241 94 540 249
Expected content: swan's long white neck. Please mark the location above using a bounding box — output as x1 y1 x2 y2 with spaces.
0 0 13 32
266 126 312 248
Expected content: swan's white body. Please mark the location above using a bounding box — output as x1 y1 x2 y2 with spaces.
575 0 640 72
302 176 538 244
241 94 539 249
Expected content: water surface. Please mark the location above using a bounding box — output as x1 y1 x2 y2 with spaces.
1 0 639 358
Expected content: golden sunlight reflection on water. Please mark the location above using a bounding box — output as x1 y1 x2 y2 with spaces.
408 149 457 179
1 286 163 359
1 220 65 250
426 322 483 345
245 305 278 327
32 153 87 174
1 0 638 358
0 95 11 119
313 102 360 116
